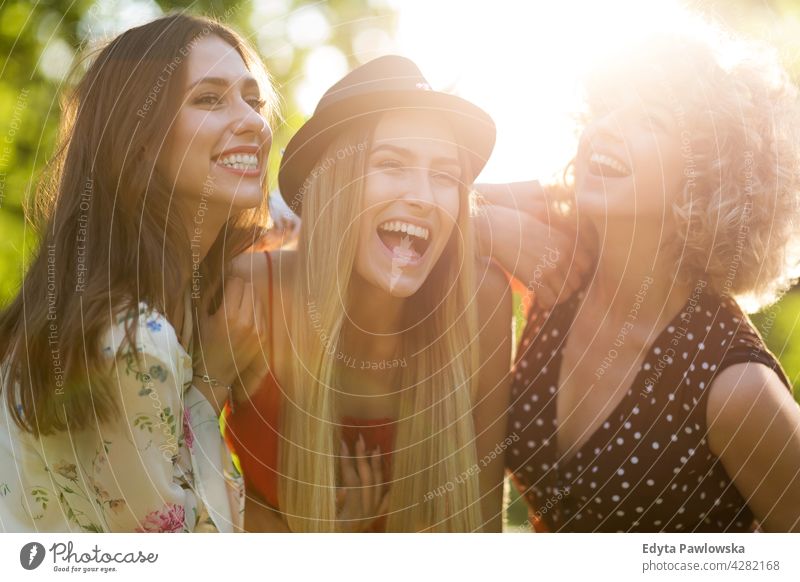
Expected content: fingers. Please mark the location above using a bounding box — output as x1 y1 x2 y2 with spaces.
339 440 359 488
355 434 374 512
377 489 390 518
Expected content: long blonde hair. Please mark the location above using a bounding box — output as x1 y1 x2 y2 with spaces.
279 119 483 532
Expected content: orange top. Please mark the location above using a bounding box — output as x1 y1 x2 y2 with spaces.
222 252 395 528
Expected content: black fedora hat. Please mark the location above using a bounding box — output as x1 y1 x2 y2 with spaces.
278 55 496 215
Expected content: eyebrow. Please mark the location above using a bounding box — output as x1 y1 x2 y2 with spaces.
370 144 461 168
187 76 260 92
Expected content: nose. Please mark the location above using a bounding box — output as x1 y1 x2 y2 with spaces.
581 110 623 153
403 167 436 212
231 97 271 145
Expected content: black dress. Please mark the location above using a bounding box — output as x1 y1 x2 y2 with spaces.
506 280 791 532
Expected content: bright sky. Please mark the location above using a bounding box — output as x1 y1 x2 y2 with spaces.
289 0 691 182
72 0 690 183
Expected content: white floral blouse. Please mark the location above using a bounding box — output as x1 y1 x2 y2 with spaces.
0 301 244 532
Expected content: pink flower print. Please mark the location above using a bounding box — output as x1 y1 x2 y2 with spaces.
54 461 78 481
183 409 194 452
135 503 185 532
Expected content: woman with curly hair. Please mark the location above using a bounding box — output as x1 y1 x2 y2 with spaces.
480 17 800 532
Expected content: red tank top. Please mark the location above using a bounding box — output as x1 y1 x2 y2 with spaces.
222 252 395 526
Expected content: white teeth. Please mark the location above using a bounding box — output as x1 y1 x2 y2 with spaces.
590 152 629 175
378 220 429 241
218 152 259 170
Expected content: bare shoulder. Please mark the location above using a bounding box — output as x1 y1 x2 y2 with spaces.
475 257 512 325
230 251 268 282
473 257 513 398
707 362 794 449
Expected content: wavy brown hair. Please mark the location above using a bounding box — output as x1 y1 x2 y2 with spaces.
0 13 275 436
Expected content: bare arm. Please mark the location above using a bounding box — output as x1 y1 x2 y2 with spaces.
473 181 592 308
707 362 800 532
472 259 513 532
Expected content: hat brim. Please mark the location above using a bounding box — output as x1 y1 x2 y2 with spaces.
278 90 496 215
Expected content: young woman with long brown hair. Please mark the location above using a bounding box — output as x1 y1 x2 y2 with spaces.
0 13 275 532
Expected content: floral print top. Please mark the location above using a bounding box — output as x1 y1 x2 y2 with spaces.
0 301 244 532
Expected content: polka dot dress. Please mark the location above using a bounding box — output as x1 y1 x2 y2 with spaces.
507 284 791 532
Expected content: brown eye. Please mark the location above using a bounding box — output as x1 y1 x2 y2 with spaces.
195 94 222 106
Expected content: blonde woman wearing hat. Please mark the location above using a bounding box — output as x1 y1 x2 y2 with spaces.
220 56 513 532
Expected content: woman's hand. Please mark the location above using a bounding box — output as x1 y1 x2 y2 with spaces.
474 180 593 309
194 277 267 413
336 436 389 532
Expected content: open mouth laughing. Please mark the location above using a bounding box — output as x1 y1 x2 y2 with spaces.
376 219 432 263
588 152 631 178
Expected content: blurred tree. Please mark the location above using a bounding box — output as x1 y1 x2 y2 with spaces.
0 0 395 302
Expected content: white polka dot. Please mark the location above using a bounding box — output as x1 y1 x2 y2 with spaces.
523 403 531 412
521 360 529 368
616 437 624 445
643 363 651 370
612 494 620 502
603 421 610 429
527 440 536 448
634 432 642 440
621 482 629 489
687 333 694 340
624 421 631 429
652 442 660 450
535 418 543 426
551 329 559 337
646 479 655 486
617 468 625 476
654 347 661 355
698 342 705 350
631 456 639 464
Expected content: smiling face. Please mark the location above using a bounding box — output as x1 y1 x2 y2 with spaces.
158 35 271 213
354 111 463 298
574 90 686 219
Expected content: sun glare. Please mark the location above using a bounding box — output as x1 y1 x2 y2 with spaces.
392 0 690 182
